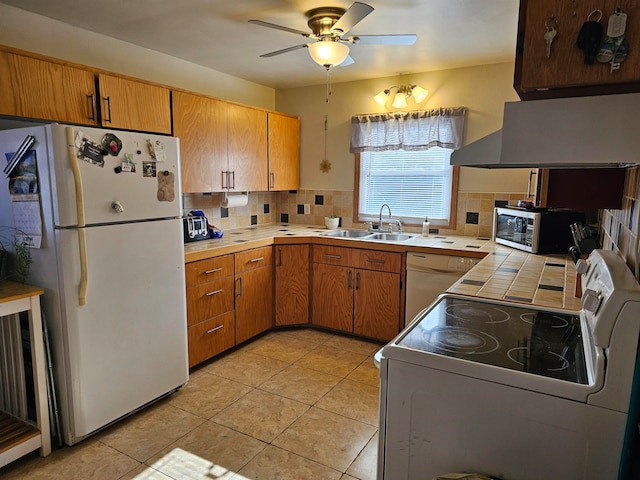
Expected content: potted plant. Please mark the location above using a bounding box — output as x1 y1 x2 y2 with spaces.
324 215 340 230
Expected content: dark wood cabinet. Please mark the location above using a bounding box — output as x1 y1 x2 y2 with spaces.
536 168 625 209
515 0 640 100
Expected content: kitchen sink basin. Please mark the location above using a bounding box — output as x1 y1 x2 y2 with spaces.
323 229 373 238
369 233 415 242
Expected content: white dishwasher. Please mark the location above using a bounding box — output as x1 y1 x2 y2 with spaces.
405 252 480 327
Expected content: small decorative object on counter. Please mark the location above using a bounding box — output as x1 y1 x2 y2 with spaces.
422 217 430 237
325 216 340 229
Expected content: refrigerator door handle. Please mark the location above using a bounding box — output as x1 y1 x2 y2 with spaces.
66 127 89 305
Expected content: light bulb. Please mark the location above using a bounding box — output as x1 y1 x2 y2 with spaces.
373 90 389 106
411 86 428 103
392 92 407 109
308 40 350 67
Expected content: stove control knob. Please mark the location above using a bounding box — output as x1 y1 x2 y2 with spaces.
583 288 602 313
576 259 589 275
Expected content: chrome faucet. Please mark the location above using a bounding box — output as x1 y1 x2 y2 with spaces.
394 219 403 233
379 204 392 232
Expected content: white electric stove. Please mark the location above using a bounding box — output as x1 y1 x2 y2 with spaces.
377 250 640 480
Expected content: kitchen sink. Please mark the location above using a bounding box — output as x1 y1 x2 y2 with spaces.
368 233 415 242
323 229 373 238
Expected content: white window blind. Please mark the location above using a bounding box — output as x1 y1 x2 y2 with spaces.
359 147 453 224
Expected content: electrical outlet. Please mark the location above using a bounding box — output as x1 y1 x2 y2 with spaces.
304 204 310 214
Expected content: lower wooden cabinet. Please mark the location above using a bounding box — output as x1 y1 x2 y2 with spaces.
311 245 403 341
275 245 310 326
187 312 235 367
235 247 274 344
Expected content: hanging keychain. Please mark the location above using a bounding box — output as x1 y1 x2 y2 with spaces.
596 7 628 71
576 9 603 64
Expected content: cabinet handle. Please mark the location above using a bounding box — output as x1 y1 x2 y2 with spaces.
249 257 264 263
87 94 96 121
237 277 243 297
230 171 236 189
103 96 112 123
204 267 223 274
527 170 537 198
324 254 341 259
366 259 385 265
347 270 352 289
206 325 224 334
270 172 275 189
355 271 360 290
221 171 227 190
205 289 223 297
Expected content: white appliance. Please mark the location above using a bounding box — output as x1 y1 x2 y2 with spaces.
0 124 188 445
378 250 640 479
405 252 479 327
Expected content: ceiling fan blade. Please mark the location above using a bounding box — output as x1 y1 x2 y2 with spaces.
340 55 355 67
248 19 310 37
259 44 308 58
330 2 374 35
347 34 417 45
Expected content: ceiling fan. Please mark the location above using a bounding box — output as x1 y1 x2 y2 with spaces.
249 2 417 69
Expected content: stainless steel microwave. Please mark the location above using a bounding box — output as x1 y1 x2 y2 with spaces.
492 207 585 254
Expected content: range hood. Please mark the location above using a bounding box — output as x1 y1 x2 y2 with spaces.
451 92 640 168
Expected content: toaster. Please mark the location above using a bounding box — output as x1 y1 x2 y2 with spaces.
183 215 209 243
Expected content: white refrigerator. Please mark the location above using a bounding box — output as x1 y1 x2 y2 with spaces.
0 123 188 445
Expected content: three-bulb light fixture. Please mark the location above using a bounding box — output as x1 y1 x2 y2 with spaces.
373 84 429 108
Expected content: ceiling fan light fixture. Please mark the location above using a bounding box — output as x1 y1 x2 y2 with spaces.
308 39 350 67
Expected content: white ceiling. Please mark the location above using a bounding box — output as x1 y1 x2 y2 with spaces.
0 0 520 89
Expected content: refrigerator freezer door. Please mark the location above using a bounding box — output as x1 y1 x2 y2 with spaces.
55 219 187 442
48 124 182 227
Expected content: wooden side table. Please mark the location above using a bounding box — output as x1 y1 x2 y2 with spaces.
0 281 51 467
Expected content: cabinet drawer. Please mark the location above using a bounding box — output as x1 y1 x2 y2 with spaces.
186 276 234 326
185 255 234 286
235 246 273 274
355 249 401 273
313 245 353 267
187 311 235 367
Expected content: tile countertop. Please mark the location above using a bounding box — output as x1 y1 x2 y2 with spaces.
184 223 583 312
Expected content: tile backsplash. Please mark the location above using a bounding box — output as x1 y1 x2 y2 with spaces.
183 189 527 238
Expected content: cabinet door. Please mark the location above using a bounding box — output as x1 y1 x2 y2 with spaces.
268 112 300 191
173 91 228 193
187 311 235 368
354 269 401 341
227 103 268 191
275 245 309 326
0 51 97 125
186 276 235 327
98 73 171 134
236 265 274 344
311 263 353 333
536 168 625 209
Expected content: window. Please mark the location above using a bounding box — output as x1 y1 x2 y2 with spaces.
356 150 459 228
350 108 466 229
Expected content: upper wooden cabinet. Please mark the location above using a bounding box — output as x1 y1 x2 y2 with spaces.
535 168 625 209
515 0 640 99
228 103 268 192
173 91 228 193
268 112 300 191
0 50 97 125
97 74 171 134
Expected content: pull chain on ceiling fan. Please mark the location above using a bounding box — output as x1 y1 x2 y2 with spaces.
249 2 417 70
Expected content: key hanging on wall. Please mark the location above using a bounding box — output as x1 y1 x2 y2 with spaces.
576 9 603 64
596 7 629 72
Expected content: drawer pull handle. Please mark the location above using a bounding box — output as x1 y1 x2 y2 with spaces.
249 257 264 263
206 325 224 334
366 259 386 264
205 289 223 297
325 254 341 259
204 268 223 274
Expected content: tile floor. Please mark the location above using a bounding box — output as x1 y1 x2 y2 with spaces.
1 328 383 480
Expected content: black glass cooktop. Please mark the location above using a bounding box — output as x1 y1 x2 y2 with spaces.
398 297 588 384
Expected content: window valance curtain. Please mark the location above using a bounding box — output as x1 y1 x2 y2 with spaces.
350 107 467 153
